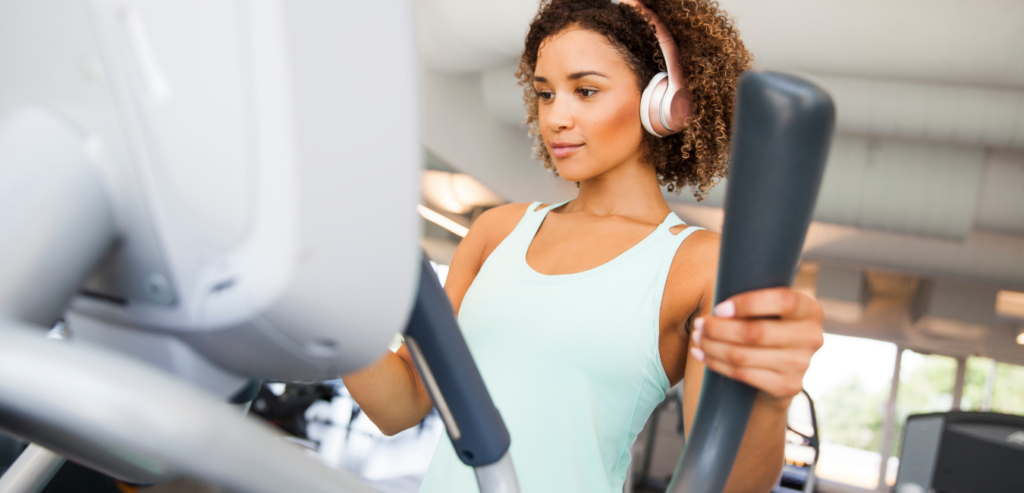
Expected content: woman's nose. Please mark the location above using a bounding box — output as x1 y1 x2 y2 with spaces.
545 95 574 131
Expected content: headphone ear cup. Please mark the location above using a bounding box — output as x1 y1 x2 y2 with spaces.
640 72 668 138
658 88 674 134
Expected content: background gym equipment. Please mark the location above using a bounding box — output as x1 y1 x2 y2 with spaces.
772 390 820 493
626 388 819 493
894 411 1024 493
666 72 836 493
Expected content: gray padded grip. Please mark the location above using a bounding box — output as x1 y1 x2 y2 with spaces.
404 257 511 467
666 72 835 493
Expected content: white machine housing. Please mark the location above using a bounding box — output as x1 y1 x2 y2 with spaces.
58 0 421 391
0 0 431 487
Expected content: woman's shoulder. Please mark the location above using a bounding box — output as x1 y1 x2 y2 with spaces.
444 203 537 311
457 203 535 267
469 202 535 239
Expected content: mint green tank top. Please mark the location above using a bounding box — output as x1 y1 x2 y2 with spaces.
418 201 703 493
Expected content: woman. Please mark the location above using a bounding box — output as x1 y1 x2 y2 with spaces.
344 0 824 491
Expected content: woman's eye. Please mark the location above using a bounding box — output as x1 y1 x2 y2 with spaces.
537 90 554 101
577 88 597 98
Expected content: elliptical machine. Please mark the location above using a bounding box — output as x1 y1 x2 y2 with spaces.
0 1 835 492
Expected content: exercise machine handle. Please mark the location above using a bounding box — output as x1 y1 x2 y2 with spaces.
403 257 519 492
666 72 834 493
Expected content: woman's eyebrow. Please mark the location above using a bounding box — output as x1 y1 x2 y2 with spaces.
533 71 609 84
569 70 608 80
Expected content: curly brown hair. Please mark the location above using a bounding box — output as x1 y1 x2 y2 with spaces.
517 0 752 199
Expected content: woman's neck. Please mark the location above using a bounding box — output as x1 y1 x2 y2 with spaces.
566 157 672 223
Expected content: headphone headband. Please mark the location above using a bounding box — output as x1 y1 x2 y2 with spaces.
616 0 692 137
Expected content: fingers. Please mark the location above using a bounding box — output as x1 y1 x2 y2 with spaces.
696 316 824 349
685 287 825 400
715 287 823 322
692 353 805 400
697 335 814 373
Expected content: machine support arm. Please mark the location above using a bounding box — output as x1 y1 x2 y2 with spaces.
0 444 64 493
0 321 382 493
0 106 116 492
666 72 835 493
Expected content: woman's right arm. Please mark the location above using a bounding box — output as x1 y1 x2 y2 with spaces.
341 203 530 436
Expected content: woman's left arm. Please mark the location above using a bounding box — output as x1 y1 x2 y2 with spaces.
684 287 824 493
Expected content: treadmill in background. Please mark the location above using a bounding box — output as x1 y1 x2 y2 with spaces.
895 411 1024 493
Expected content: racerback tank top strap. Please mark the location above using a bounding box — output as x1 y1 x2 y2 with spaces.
652 223 705 327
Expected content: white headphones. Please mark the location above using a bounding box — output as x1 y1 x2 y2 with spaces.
616 0 692 137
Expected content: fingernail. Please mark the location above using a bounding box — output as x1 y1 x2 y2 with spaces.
693 325 703 347
694 317 704 334
714 300 736 318
690 347 705 362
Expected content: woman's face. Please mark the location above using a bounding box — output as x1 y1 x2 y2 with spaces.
533 28 644 183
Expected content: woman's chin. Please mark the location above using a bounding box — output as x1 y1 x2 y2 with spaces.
556 171 592 183
553 159 599 183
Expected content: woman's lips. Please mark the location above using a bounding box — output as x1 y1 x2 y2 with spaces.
551 143 583 158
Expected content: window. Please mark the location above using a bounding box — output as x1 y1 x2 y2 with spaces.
804 334 897 489
885 350 958 485
990 362 1024 414
892 350 957 453
428 261 450 287
961 357 1024 416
